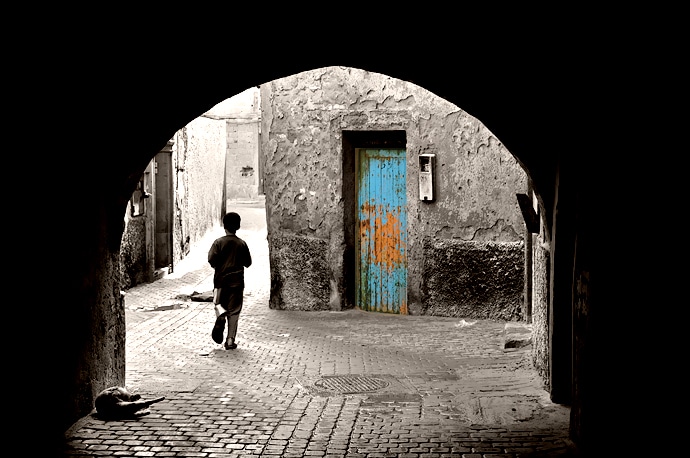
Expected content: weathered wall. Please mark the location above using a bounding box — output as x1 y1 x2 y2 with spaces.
205 87 262 201
64 227 126 442
269 234 331 311
171 116 226 265
120 161 154 288
119 207 147 289
226 120 261 200
531 226 550 385
261 66 527 317
422 240 524 320
119 117 226 289
47 47 631 456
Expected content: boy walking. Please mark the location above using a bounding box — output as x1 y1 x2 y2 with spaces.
208 212 252 349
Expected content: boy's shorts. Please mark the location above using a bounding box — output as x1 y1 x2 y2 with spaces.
219 286 244 316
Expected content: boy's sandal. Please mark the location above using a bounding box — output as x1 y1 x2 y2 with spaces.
211 318 225 344
224 341 238 350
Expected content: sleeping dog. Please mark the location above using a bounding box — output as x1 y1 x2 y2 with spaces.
94 386 165 419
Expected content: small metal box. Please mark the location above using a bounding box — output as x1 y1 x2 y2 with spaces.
418 154 435 201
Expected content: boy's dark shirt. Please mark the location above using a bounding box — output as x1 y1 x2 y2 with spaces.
208 234 252 288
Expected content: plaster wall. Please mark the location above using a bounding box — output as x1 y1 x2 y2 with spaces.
226 120 261 200
119 116 227 290
261 67 527 317
171 116 226 265
206 87 263 201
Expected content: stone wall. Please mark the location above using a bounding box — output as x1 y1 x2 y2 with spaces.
120 160 154 288
119 209 147 289
531 228 550 386
261 66 527 317
268 234 331 311
422 239 524 320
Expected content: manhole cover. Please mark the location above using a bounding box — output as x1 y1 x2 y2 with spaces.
313 375 390 394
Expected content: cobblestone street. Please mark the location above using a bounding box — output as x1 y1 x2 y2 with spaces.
64 203 573 457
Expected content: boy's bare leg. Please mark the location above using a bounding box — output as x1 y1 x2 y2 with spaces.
225 314 239 348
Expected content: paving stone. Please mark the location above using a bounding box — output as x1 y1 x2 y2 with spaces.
63 217 574 457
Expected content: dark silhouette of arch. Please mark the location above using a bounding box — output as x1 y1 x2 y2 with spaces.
31 35 642 457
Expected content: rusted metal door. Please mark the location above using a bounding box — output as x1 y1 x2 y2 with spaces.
356 149 407 314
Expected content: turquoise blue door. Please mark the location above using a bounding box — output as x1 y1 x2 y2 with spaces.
356 149 407 314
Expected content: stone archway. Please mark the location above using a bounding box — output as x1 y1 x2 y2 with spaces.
45 48 609 456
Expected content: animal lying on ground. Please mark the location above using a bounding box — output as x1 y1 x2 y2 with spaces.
94 386 165 419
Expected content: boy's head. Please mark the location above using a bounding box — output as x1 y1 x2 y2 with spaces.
223 212 241 232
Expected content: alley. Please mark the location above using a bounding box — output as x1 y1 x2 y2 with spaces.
64 201 573 457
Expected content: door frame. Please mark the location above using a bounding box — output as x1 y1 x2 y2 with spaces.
342 130 407 311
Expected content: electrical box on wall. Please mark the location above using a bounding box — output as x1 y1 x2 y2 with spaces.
418 154 435 201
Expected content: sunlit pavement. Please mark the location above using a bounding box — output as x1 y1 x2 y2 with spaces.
64 201 574 457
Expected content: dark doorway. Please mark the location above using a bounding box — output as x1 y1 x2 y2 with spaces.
154 145 173 272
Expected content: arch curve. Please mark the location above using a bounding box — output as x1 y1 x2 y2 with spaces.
41 44 612 457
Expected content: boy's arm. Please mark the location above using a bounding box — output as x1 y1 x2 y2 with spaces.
208 241 218 268
244 243 252 268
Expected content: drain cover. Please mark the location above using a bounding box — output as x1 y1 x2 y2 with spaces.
314 375 390 394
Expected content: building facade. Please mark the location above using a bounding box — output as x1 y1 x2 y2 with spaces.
205 87 263 201
261 67 530 320
119 116 227 289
